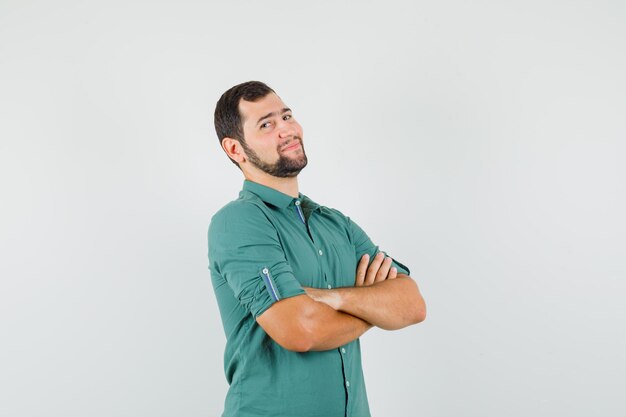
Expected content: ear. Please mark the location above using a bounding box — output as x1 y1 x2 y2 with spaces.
221 137 246 164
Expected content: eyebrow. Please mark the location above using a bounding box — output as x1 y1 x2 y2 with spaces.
256 107 291 126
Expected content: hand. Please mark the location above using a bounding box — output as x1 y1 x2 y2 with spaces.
355 252 397 287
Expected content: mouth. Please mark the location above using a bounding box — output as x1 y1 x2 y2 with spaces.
282 141 301 152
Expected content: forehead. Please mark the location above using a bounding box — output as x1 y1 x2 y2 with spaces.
239 92 286 127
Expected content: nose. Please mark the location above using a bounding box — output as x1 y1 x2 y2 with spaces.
277 119 297 138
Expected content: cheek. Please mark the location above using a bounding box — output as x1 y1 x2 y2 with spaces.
245 138 276 159
262 142 282 158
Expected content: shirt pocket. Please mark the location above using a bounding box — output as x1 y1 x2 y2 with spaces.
330 242 358 288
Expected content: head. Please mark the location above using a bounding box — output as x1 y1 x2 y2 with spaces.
214 81 307 177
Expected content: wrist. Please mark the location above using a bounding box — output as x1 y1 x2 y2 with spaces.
325 288 343 310
304 287 343 310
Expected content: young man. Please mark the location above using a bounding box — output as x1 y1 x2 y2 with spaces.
208 81 426 417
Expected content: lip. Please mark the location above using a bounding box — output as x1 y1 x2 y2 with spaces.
282 142 301 152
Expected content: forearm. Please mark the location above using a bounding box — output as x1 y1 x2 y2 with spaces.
307 275 426 330
257 294 372 352
303 300 373 351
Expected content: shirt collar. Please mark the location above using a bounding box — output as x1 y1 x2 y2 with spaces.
300 194 321 211
241 180 321 211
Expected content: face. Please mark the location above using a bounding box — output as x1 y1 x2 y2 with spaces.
238 92 307 177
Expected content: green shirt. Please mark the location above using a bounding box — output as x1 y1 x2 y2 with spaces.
208 180 410 417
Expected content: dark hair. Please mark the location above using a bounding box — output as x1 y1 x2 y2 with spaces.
214 81 275 168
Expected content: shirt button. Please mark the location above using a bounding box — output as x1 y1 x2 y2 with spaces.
262 268 268 274
318 249 323 256
327 284 332 289
295 200 301 206
341 348 346 354
345 380 350 387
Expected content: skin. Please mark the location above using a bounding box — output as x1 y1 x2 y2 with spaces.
304 254 427 331
221 92 426 351
221 92 306 198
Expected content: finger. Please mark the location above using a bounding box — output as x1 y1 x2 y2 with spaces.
388 267 398 279
364 252 385 286
374 256 393 283
355 254 369 286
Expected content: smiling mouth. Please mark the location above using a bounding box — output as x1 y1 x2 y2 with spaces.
282 141 301 152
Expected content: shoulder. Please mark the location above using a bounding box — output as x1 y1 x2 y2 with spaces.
210 198 268 230
208 197 278 246
210 199 260 222
321 205 347 219
317 205 352 229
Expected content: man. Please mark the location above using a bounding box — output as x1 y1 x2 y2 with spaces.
208 81 426 417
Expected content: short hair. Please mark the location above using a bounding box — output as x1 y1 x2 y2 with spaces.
214 81 275 168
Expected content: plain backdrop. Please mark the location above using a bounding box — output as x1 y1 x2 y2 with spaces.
1 1 625 416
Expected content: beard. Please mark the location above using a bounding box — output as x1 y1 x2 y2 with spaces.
241 137 308 178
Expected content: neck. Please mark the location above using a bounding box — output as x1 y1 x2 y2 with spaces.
243 170 299 198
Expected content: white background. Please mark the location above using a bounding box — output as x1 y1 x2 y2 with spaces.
1 1 625 416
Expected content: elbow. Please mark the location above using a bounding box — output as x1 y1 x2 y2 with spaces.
411 297 427 325
411 294 426 324
387 306 426 330
271 329 314 352
379 300 426 331
290 310 321 352
407 278 427 325
276 337 314 353
257 295 323 352
271 324 315 352
398 290 426 328
378 283 427 331
271 307 319 352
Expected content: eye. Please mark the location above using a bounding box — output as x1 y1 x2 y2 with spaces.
260 121 272 129
283 114 292 121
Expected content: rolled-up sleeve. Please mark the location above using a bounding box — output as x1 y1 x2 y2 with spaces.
346 216 411 276
208 202 305 318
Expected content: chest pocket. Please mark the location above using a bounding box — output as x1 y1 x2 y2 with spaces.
330 242 357 288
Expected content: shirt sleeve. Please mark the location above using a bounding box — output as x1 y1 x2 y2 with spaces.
208 202 306 318
346 215 411 276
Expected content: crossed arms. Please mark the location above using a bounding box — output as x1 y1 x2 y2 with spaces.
257 251 427 352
